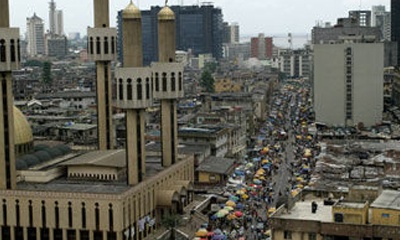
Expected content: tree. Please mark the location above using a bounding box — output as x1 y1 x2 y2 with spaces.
41 61 53 85
204 61 217 73
160 214 181 240
200 70 215 93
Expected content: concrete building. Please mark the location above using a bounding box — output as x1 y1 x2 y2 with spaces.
0 2 195 240
312 17 381 45
348 10 371 27
222 22 239 44
278 47 312 78
46 36 67 58
222 42 251 62
269 190 400 240
26 13 45 57
371 5 391 41
313 37 384 127
251 34 273 60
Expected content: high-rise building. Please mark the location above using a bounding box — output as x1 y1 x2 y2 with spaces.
117 4 224 65
392 0 400 66
313 37 384 127
222 22 239 44
278 47 312 78
49 1 64 36
250 33 273 60
372 5 391 41
26 13 45 56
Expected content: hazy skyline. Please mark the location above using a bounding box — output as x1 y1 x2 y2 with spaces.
9 0 390 38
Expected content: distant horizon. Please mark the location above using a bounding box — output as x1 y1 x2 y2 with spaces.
10 0 389 39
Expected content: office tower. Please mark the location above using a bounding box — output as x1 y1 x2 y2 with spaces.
314 37 383 127
87 0 116 150
117 4 223 65
278 48 312 78
0 0 19 190
115 1 151 185
49 0 56 34
26 13 45 56
152 5 184 167
49 1 63 36
372 5 391 41
223 22 239 44
392 0 400 66
349 10 371 27
251 33 273 60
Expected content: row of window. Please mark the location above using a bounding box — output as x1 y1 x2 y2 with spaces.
68 172 117 181
345 47 353 121
117 78 151 101
88 37 116 56
1 199 114 231
116 72 183 101
0 38 21 63
1 226 116 240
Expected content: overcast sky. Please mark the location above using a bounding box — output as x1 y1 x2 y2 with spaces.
9 0 390 37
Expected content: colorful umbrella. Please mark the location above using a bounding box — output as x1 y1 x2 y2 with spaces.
226 200 236 207
224 206 234 211
218 209 229 215
234 211 243 217
195 228 208 237
226 213 237 220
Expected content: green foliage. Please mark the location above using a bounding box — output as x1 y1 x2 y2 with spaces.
204 61 217 73
160 214 181 229
41 61 52 85
24 59 43 67
200 70 215 93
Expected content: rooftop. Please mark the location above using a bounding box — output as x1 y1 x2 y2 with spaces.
371 190 400 211
274 199 333 222
196 156 235 174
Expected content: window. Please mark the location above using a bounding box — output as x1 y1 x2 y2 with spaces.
155 73 159 92
284 231 292 239
127 79 132 100
162 73 167 92
10 39 15 62
171 72 176 91
96 37 101 54
382 213 390 218
309 233 317 240
137 78 143 100
0 39 5 62
104 37 109 54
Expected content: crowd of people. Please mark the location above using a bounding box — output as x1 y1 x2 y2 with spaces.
193 79 321 240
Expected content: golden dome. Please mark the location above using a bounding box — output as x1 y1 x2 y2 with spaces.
158 6 175 20
13 106 33 145
123 1 141 19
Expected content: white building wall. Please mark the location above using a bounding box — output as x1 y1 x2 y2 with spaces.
314 43 383 127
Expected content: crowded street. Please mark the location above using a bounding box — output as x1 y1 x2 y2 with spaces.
193 78 321 240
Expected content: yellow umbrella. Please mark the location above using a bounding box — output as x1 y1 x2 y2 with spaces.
296 135 302 140
262 159 269 164
296 177 304 182
307 135 312 140
264 230 271 236
268 207 276 216
195 228 208 237
236 190 245 195
226 200 236 207
296 184 304 189
241 194 249 199
226 213 237 220
259 176 266 180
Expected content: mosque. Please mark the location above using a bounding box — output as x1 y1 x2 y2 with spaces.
0 1 194 240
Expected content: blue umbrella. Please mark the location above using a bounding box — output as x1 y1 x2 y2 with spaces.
252 157 261 162
210 215 218 220
236 203 244 209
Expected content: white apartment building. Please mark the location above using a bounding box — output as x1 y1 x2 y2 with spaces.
313 39 384 127
26 13 45 56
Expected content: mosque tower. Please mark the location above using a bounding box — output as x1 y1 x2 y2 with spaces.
87 0 116 150
0 0 20 189
152 2 184 167
115 1 152 185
